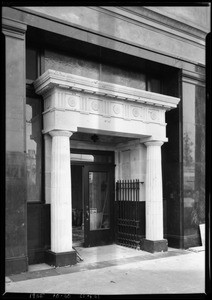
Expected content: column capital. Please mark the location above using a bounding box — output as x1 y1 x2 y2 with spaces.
2 17 27 39
49 130 73 138
44 133 51 140
144 140 164 147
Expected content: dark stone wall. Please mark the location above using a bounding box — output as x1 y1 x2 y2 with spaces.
195 85 205 226
4 24 28 275
27 204 50 264
162 71 206 249
3 8 206 277
182 82 205 248
162 77 206 249
162 106 182 248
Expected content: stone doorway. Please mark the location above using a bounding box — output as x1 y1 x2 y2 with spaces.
33 69 180 267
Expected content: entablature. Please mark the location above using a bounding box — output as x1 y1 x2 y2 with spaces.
34 69 180 141
34 69 180 110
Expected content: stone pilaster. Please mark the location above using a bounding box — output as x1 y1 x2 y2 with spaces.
3 17 28 275
45 130 76 266
141 140 168 253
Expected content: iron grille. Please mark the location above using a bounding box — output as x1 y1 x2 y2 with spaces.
116 179 144 249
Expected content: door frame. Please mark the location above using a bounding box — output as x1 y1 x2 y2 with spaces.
71 149 115 247
83 164 115 247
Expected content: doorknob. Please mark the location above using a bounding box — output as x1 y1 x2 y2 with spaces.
86 206 89 220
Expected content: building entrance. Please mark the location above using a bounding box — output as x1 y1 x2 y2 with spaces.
32 69 180 268
71 165 84 247
71 151 115 248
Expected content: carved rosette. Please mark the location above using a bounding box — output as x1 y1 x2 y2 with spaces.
132 107 140 118
131 106 145 120
91 100 100 112
149 109 159 121
113 104 121 115
67 95 79 109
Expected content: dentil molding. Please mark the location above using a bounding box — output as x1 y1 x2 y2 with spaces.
34 69 180 110
34 69 180 137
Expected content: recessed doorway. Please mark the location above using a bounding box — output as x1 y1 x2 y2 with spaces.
71 164 84 247
71 150 115 248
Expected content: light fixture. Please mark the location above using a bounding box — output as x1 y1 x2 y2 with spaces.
91 134 99 143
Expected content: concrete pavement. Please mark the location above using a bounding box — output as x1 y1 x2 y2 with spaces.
4 245 205 295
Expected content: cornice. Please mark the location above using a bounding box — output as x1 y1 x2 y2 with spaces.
118 6 208 40
11 6 206 66
34 69 180 110
90 6 206 50
2 17 27 39
182 69 206 86
182 69 205 81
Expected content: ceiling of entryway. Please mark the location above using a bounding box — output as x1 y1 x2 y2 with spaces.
71 132 138 146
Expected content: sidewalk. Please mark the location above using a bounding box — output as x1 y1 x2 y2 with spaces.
4 245 205 295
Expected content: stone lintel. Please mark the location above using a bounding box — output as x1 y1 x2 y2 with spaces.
141 239 168 253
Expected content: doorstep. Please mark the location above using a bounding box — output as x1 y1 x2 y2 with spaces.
28 263 54 272
6 246 190 283
188 246 205 252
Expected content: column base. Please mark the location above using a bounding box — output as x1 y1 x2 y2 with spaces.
45 249 77 267
141 239 168 253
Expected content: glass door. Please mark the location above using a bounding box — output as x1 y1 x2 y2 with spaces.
84 164 114 247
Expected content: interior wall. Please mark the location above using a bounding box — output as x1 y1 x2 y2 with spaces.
71 165 83 211
71 165 83 227
115 142 146 202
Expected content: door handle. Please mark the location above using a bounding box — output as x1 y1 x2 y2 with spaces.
86 210 89 220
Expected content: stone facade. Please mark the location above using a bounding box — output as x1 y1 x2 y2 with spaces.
2 5 210 275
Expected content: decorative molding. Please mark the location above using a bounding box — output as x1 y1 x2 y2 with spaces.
34 69 180 110
144 140 164 147
11 6 207 67
182 69 206 86
113 104 122 115
35 69 180 140
49 130 73 138
109 6 208 39
148 109 159 121
95 6 207 52
43 92 167 126
2 17 27 39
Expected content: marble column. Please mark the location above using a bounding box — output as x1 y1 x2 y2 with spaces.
141 140 168 253
45 130 76 266
44 134 52 204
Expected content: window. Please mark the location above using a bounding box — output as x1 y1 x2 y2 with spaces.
26 47 38 80
26 97 42 202
71 150 114 164
147 78 161 93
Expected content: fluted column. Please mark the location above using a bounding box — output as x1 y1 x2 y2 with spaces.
141 140 168 253
44 134 52 204
49 130 73 253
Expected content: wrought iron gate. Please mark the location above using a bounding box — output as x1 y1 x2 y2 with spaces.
115 179 143 249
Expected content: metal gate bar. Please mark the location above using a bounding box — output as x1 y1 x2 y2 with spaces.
116 179 143 249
